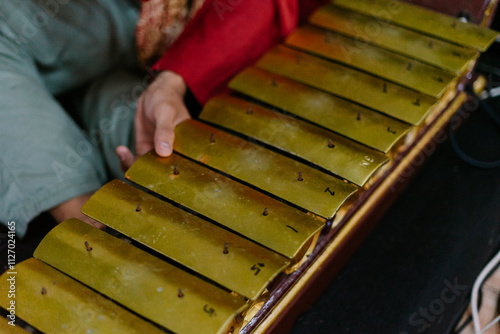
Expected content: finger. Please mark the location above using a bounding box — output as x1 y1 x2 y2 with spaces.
116 145 137 171
82 215 106 230
153 107 177 157
155 103 192 157
135 122 155 157
135 95 155 157
154 121 175 157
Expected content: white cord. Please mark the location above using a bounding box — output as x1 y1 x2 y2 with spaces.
479 315 500 334
488 86 500 98
471 250 500 334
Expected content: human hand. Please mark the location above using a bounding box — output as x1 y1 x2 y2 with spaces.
116 70 191 170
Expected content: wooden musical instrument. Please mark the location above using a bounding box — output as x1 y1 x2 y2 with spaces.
1 1 498 333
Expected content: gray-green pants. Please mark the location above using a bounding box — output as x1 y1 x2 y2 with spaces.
0 0 145 237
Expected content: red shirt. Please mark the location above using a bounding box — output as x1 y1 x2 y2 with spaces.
152 0 328 104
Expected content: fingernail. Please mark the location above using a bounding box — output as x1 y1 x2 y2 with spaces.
160 142 171 153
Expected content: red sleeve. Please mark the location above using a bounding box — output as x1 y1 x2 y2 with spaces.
152 0 328 104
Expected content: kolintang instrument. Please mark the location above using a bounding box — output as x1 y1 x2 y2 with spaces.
1 0 498 333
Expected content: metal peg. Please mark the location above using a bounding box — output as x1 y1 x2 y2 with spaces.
85 241 92 252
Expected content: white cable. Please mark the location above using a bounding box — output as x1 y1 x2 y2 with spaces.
488 86 500 98
479 315 500 334
471 250 500 334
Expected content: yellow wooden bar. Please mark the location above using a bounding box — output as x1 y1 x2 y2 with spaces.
257 45 437 126
82 180 290 300
0 258 164 334
309 5 478 74
286 25 457 97
200 95 388 187
174 120 358 217
333 0 499 51
229 67 410 153
34 218 249 334
121 153 328 259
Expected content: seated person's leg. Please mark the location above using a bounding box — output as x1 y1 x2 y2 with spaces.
76 69 147 180
0 35 107 236
49 193 96 227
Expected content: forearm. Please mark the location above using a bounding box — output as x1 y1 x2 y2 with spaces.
152 0 329 104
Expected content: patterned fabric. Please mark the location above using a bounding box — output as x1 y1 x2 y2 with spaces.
136 0 205 66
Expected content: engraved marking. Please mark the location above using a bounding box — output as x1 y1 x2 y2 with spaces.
203 305 216 317
263 208 269 216
271 78 277 87
361 156 375 169
412 98 420 106
178 288 184 298
298 172 303 181
223 243 229 255
357 111 361 121
324 187 335 196
407 62 412 71
173 164 179 175
41 287 47 295
251 263 265 276
286 225 299 233
428 40 434 48
246 106 253 114
383 83 387 93
328 139 335 148
135 204 141 212
210 133 215 143
387 127 397 135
